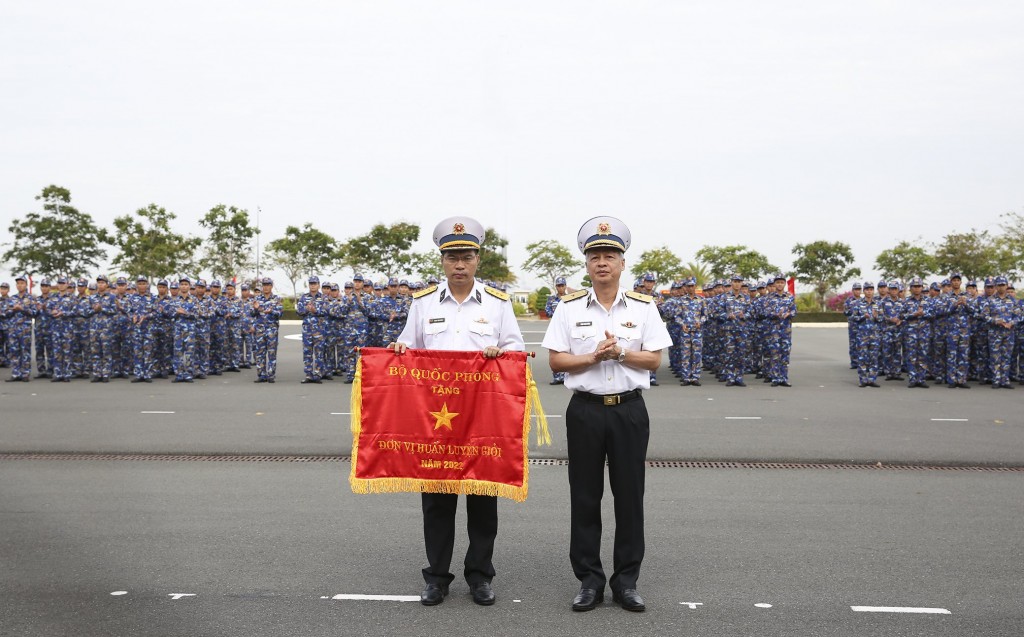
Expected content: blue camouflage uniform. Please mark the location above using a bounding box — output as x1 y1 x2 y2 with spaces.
152 281 174 378
900 279 932 387
341 276 372 383
88 277 119 381
545 277 569 384
850 283 883 386
675 278 706 385
45 279 77 381
167 279 199 382
717 276 750 386
297 276 328 382
0 282 11 368
3 278 40 380
251 278 282 382
843 283 862 369
942 275 972 388
128 277 156 382
222 283 242 371
983 277 1018 388
34 282 54 377
239 284 256 368
207 282 228 375
764 276 796 386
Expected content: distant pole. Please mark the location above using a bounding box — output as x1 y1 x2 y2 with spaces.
256 206 261 278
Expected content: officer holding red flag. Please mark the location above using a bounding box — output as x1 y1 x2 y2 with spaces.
388 216 524 608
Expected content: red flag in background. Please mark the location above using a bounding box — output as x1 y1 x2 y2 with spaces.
349 348 550 502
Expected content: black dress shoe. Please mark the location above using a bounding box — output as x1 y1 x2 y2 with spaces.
680 380 690 386
947 383 957 389
301 378 322 384
868 382 880 388
549 379 562 385
690 380 701 386
959 383 971 389
266 378 275 383
226 367 241 372
858 382 867 387
470 581 495 606
322 374 333 380
612 588 646 612
131 378 146 383
779 382 791 387
734 380 746 387
90 377 103 383
254 379 266 383
771 381 779 387
725 381 736 387
420 583 448 606
572 587 603 612
343 378 353 384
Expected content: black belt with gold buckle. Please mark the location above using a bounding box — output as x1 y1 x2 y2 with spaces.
574 389 642 406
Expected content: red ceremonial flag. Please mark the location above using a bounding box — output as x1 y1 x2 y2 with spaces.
349 348 550 502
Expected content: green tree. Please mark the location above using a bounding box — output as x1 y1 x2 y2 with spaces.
534 286 551 314
408 251 444 282
198 204 258 280
996 211 1024 280
630 246 684 283
679 261 712 287
874 240 936 283
110 204 201 280
791 240 860 311
265 223 340 298
932 230 1011 281
521 240 582 288
2 185 109 278
339 222 420 279
580 274 592 288
694 245 778 280
477 227 516 283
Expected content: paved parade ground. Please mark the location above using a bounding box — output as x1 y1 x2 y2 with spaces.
2 322 1022 636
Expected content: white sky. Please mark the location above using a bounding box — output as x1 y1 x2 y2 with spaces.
1 0 1022 290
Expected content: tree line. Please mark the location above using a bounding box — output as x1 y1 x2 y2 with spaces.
4 185 1021 308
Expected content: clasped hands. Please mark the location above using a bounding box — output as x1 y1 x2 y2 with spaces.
592 330 622 364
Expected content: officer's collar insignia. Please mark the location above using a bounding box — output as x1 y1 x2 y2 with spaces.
621 321 638 328
453 223 465 234
597 222 611 235
475 290 482 303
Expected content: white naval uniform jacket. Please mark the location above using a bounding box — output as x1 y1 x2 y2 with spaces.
397 280 525 353
541 288 672 394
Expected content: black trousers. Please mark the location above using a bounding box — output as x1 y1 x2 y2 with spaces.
421 493 497 586
566 392 649 592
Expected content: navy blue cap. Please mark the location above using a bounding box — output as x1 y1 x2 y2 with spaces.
87 282 97 290
966 280 977 288
929 282 940 291
57 277 68 284
877 280 888 287
643 272 656 282
210 280 221 288
388 277 398 286
863 281 875 289
555 277 567 285
852 282 862 289
373 282 383 290
995 275 1008 285
96 275 108 283
308 276 319 284
344 281 353 288
0 282 8 288
240 284 249 291
940 279 950 286
224 281 235 288
179 276 191 284
157 279 168 286
115 277 127 285
909 277 923 287
427 276 439 285
195 279 207 288
950 272 963 280
261 277 273 285
40 279 51 286
984 277 995 287
136 275 148 283
399 279 409 286
77 278 87 287
353 273 363 282
731 273 744 281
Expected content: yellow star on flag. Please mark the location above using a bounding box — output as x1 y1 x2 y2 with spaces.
430 402 459 431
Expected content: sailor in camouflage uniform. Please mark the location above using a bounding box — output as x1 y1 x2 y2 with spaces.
297 275 327 383
88 275 118 383
545 276 570 385
675 277 706 386
167 277 199 382
843 282 862 370
0 282 10 369
901 278 931 388
984 276 1018 389
851 281 883 387
717 274 749 386
251 277 282 383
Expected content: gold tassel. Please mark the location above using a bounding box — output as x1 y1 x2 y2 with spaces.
347 357 363 493
525 363 552 446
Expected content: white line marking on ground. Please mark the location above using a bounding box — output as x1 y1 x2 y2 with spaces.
680 602 703 609
284 334 302 341
931 418 968 422
755 603 773 608
168 593 196 600
851 606 950 614
513 599 522 603
525 342 543 346
330 412 350 415
141 411 175 414
725 417 762 420
329 594 420 602
111 591 128 596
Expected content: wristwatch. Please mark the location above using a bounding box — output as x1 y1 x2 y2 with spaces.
616 347 626 363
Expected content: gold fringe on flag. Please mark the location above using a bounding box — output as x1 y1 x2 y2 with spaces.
349 353 551 503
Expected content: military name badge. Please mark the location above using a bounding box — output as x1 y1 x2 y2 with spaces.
575 321 592 327
429 318 446 324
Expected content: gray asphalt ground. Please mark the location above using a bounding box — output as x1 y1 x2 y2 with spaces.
2 320 1022 635
1 321 1022 465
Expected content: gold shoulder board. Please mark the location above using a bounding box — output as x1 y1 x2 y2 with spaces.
484 286 510 301
560 289 588 303
625 291 653 303
412 284 438 299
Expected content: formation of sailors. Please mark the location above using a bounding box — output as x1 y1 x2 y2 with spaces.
546 273 797 388
844 274 1022 388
